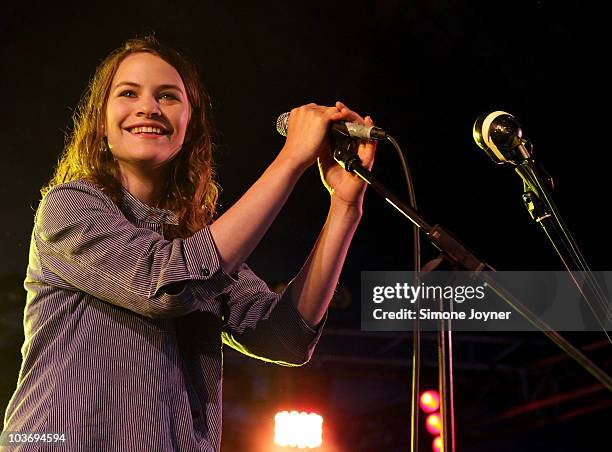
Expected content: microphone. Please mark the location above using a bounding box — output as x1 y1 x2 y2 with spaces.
276 111 387 140
473 110 554 194
473 111 531 164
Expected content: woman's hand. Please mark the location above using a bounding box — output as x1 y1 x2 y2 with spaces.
279 102 348 173
318 101 377 211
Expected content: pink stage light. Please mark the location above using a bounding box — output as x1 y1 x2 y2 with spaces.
419 390 440 413
425 412 442 435
432 435 443 452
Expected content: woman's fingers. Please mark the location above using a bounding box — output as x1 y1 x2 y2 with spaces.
329 102 376 170
292 101 364 126
334 101 365 124
356 115 377 170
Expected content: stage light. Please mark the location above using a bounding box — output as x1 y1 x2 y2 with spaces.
419 390 440 413
432 435 443 452
425 412 442 435
274 410 323 449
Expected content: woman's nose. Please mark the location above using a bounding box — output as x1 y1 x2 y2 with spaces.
137 95 161 117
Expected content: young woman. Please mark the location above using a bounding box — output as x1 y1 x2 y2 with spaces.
3 36 375 451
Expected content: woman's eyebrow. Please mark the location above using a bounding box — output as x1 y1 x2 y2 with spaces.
112 81 184 92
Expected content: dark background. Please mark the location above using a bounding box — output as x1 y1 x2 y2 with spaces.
1 1 609 450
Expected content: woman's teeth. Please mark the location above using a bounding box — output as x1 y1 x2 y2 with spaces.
129 127 165 135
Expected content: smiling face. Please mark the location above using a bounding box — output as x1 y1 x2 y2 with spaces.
104 52 191 174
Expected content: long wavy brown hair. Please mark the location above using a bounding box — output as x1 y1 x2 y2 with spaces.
42 35 219 238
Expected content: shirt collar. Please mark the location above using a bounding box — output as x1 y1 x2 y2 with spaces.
119 186 179 226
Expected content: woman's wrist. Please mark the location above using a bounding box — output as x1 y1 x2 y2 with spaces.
329 195 363 223
277 145 314 176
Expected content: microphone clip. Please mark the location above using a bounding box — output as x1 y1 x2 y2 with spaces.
331 129 361 172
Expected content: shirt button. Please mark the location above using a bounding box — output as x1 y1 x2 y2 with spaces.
201 267 210 277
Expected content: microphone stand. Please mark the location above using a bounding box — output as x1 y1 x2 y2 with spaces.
513 147 612 337
332 139 612 452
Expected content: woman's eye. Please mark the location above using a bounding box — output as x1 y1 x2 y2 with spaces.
119 90 136 98
159 93 177 101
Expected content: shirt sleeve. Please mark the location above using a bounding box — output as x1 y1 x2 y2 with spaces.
220 264 327 366
34 181 237 319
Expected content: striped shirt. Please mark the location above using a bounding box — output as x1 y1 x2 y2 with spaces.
3 179 324 451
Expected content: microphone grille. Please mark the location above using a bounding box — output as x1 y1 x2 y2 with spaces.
276 112 290 137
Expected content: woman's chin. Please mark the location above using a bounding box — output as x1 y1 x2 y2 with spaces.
113 149 180 169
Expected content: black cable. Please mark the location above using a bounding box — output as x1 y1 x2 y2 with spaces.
385 134 423 452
